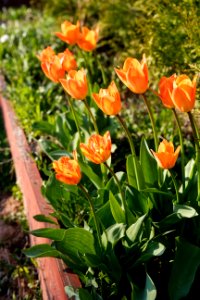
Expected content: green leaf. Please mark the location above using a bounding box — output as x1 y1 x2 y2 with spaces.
24 244 61 258
133 273 157 300
30 228 66 241
48 149 70 160
96 200 115 229
126 214 147 244
154 204 198 229
55 114 72 148
126 154 145 190
125 185 148 216
174 204 198 218
135 241 165 265
106 172 127 195
169 238 200 300
55 228 96 259
79 288 93 300
33 214 58 225
79 161 103 189
109 191 125 223
140 138 158 185
32 120 55 135
104 223 126 247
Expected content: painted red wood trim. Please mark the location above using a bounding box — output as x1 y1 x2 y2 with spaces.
0 95 81 300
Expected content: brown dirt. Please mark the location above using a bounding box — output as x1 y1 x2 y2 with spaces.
0 194 41 299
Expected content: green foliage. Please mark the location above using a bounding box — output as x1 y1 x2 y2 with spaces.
1 2 200 299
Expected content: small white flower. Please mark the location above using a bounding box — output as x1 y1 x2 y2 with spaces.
0 34 9 43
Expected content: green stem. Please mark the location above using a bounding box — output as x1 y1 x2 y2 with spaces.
141 93 163 186
104 162 128 225
188 111 200 200
68 97 83 143
141 93 158 150
172 108 185 190
116 114 140 190
79 184 103 250
169 169 180 203
83 99 99 133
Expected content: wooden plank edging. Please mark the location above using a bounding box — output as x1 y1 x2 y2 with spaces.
0 95 81 300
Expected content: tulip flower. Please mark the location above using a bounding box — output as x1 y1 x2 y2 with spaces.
37 46 55 62
115 55 148 94
92 81 122 115
60 69 88 99
41 55 66 83
77 26 99 51
171 74 197 112
151 139 181 169
158 74 176 108
52 151 81 185
80 131 111 164
55 20 80 45
58 49 77 72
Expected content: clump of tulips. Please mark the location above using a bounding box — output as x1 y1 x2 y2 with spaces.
25 19 200 300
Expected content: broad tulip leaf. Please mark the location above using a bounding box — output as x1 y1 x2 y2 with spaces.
33 214 58 225
104 223 126 247
24 244 61 258
140 138 158 185
30 228 66 241
79 161 103 189
126 214 147 244
55 228 96 258
126 154 145 190
96 201 115 228
125 185 148 216
154 204 198 229
169 238 200 300
109 191 125 223
32 120 55 135
133 273 157 300
134 241 165 265
47 149 70 161
55 114 72 148
106 172 127 195
174 204 198 218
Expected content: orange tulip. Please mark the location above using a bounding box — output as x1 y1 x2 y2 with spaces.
151 139 181 169
38 47 77 82
41 55 66 83
80 131 111 164
55 20 80 45
92 81 122 115
52 151 81 185
60 69 88 99
58 49 77 72
115 55 149 94
77 26 99 51
158 74 176 108
37 46 55 62
171 74 197 112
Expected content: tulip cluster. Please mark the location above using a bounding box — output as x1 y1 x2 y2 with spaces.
55 20 99 52
158 74 197 112
37 19 198 189
29 17 200 300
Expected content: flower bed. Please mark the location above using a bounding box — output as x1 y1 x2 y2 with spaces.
0 91 81 300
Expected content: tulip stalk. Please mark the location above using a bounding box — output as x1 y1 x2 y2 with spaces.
116 114 140 190
104 161 128 225
172 108 185 190
141 93 158 151
188 111 200 199
79 184 103 250
68 97 83 143
169 169 180 204
83 99 99 133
